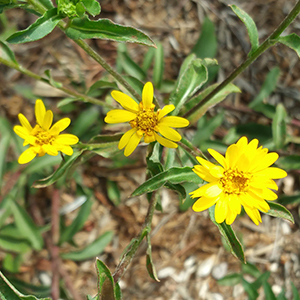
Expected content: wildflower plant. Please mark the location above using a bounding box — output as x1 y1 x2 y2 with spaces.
0 0 300 299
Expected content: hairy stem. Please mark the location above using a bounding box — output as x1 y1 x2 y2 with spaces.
184 0 300 118
0 57 112 108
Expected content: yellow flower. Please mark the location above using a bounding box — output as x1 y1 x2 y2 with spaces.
104 82 189 156
14 99 79 164
190 137 287 225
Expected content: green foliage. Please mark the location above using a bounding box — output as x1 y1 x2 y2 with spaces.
277 33 300 58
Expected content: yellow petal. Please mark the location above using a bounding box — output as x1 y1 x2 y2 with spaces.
225 209 238 225
144 133 156 143
14 125 29 140
159 116 189 128
142 82 154 109
35 99 46 126
190 182 218 198
55 134 79 145
42 144 58 156
208 149 226 168
124 132 142 156
154 132 178 148
156 124 182 142
250 152 279 172
215 196 228 223
42 110 53 130
50 118 71 135
157 105 175 120
60 145 73 156
225 144 239 168
111 90 139 113
105 109 136 124
118 128 137 150
244 206 261 225
256 167 287 179
18 148 37 164
192 196 218 212
192 166 217 183
18 113 32 132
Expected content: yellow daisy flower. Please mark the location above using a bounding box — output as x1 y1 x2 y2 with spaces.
14 99 79 164
190 136 287 225
104 82 189 156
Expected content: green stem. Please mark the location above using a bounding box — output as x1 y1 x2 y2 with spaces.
112 192 158 283
0 57 113 108
184 0 300 118
179 137 207 162
27 0 143 102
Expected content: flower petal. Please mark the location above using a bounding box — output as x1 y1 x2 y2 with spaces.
18 148 37 164
159 116 189 128
142 82 154 109
14 125 29 140
50 118 71 135
124 132 142 156
105 109 136 124
250 152 279 172
35 99 46 126
157 105 175 120
256 167 287 179
244 206 261 225
208 149 226 168
111 90 139 113
118 128 137 150
55 134 79 145
60 145 73 156
154 132 178 148
215 196 228 223
42 144 58 156
18 113 32 132
42 110 53 130
156 124 182 142
192 196 218 212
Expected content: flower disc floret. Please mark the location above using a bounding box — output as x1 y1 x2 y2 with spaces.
14 99 79 164
190 136 287 225
104 82 189 156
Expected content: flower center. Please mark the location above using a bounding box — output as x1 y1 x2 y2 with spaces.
130 109 158 134
220 169 251 195
31 125 55 145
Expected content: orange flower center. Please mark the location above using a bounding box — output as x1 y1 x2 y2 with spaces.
130 108 158 134
31 125 55 145
220 169 251 195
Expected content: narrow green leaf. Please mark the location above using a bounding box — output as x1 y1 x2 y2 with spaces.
242 278 259 300
10 201 44 250
0 271 51 300
131 167 203 197
0 3 26 13
277 33 300 58
146 234 160 282
23 155 62 175
251 271 270 290
39 0 53 9
61 231 113 261
87 80 118 95
265 202 294 224
277 289 288 300
276 155 300 171
263 281 277 300
81 0 100 16
272 103 287 149
0 134 10 192
142 47 155 72
107 181 121 206
44 69 62 88
230 5 259 55
32 150 84 188
7 8 63 44
192 17 217 58
170 59 208 115
66 17 156 48
291 282 300 300
184 83 240 124
277 194 300 206
208 206 245 262
0 40 19 64
153 42 164 88
242 262 261 278
217 273 242 286
249 67 280 109
59 196 93 244
0 235 31 253
3 253 23 273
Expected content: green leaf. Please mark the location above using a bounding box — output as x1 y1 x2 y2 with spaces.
277 194 300 206
32 150 84 188
291 282 300 300
0 235 31 254
276 155 300 171
59 196 93 244
107 181 121 206
146 234 160 282
3 253 23 273
192 17 217 58
265 202 294 224
0 2 26 13
23 155 62 175
142 47 155 72
230 5 259 55
81 0 101 17
170 59 209 115
66 17 156 48
251 271 270 290
7 8 63 44
242 278 259 300
87 80 118 95
96 259 121 300
0 271 51 300
0 40 19 64
272 103 287 150
153 42 164 89
217 273 241 286
184 83 240 124
242 262 261 278
39 0 54 10
44 69 62 88
249 67 280 110
208 206 245 262
61 231 114 261
277 33 300 58
263 281 276 300
0 134 10 193
131 167 203 197
10 201 44 250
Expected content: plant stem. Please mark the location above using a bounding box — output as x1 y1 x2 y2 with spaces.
26 0 143 102
184 0 300 119
112 192 158 283
0 57 113 108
